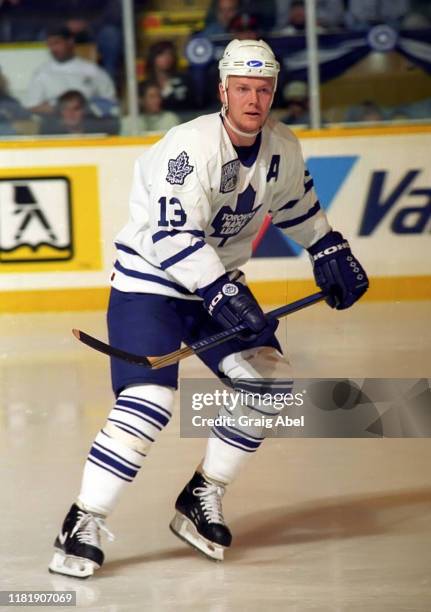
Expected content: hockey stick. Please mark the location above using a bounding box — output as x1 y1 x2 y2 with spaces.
72 291 324 369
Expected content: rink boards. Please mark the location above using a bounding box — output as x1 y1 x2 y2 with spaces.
0 125 430 312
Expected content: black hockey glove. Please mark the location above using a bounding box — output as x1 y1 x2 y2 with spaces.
197 274 278 339
308 230 369 310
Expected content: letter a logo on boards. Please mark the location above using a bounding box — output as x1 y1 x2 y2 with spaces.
0 176 72 263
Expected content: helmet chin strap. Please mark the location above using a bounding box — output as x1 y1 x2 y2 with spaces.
221 104 261 139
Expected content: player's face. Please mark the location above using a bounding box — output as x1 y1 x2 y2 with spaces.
221 76 274 134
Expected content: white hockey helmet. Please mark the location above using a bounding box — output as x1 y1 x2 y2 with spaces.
218 39 280 91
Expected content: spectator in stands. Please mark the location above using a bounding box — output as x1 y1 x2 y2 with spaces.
0 0 126 83
0 66 32 135
145 40 192 112
345 0 411 30
59 0 125 85
278 0 345 32
122 81 180 135
40 89 119 135
23 26 117 116
284 0 306 32
203 0 278 35
201 0 240 37
90 0 123 84
281 81 310 126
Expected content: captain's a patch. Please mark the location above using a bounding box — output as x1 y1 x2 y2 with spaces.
166 151 194 185
220 159 240 193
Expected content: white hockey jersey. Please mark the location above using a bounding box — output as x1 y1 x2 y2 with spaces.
111 112 331 299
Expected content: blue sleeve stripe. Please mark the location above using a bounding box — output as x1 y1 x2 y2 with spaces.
114 260 192 295
304 178 314 194
152 229 205 243
274 200 321 229
274 179 314 213
159 241 206 270
278 198 299 212
115 242 140 256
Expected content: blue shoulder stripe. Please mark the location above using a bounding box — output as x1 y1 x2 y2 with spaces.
159 241 206 271
274 200 321 229
152 229 205 243
113 260 191 295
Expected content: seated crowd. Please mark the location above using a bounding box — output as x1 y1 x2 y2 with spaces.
0 0 430 136
0 24 120 136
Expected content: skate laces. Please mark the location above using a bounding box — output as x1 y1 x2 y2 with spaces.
193 483 226 525
71 511 115 546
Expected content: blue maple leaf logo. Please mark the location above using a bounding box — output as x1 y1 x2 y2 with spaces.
210 184 262 246
166 151 194 185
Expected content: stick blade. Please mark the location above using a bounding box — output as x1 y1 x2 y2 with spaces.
72 328 153 367
72 328 81 340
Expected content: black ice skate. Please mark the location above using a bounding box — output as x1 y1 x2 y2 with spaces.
169 471 232 561
48 503 114 578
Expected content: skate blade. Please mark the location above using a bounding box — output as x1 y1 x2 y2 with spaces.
169 512 225 562
48 550 98 579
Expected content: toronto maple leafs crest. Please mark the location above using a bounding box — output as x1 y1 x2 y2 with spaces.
211 184 262 246
166 151 194 185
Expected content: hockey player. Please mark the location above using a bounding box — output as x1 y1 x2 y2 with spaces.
49 39 368 578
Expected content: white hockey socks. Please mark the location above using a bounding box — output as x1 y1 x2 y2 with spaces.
202 436 253 485
203 348 293 486
78 384 174 515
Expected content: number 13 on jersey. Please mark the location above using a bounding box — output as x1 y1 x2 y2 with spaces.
158 196 186 227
